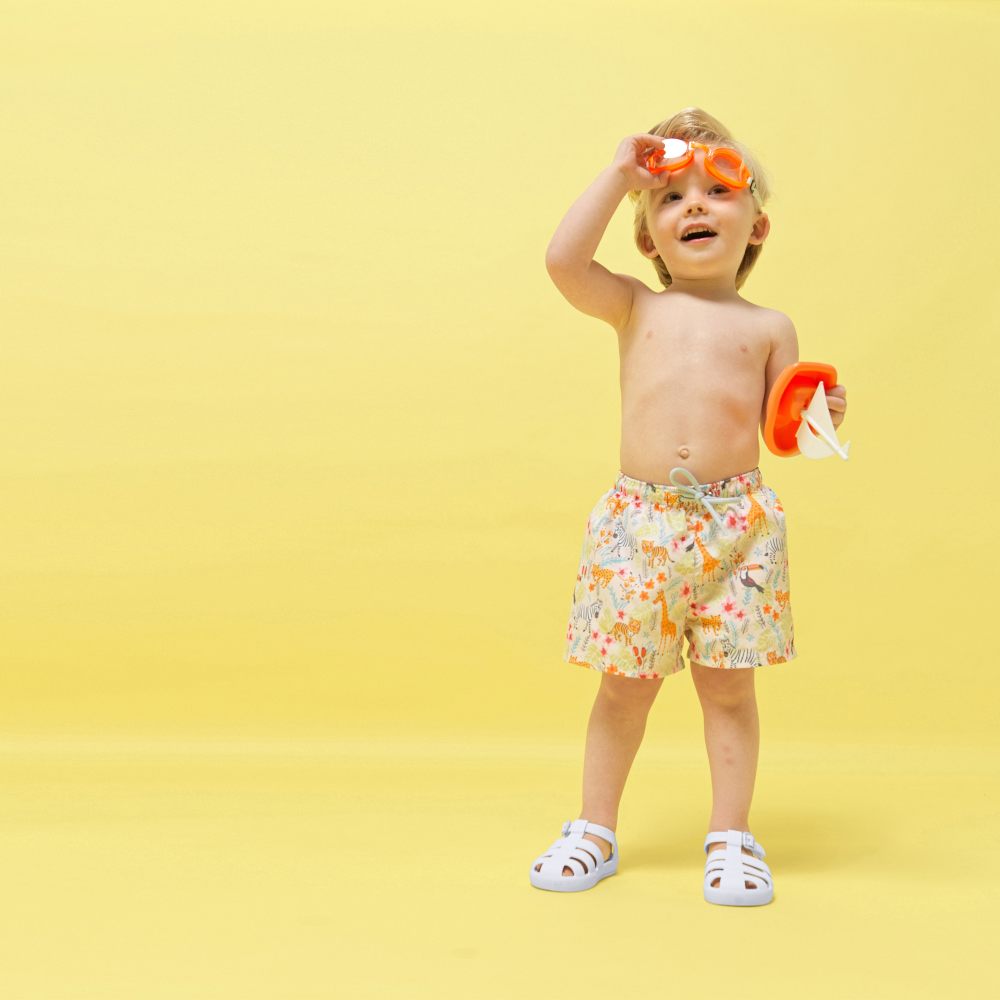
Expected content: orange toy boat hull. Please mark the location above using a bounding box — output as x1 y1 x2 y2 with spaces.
763 361 838 457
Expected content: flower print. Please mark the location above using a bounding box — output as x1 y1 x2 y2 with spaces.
671 534 691 553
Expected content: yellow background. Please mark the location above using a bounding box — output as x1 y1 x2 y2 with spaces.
2 1 998 997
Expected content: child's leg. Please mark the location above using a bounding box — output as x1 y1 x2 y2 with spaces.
537 670 664 877
690 661 761 887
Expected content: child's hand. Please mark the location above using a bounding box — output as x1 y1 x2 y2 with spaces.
612 134 673 191
826 384 847 429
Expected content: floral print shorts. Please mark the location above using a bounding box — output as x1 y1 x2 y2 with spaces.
564 467 796 679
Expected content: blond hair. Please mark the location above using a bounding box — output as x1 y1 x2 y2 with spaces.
627 107 773 291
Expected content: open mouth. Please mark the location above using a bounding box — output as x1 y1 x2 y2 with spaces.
680 228 717 242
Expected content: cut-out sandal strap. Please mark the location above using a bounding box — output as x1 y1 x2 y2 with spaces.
568 847 601 869
533 834 611 875
703 829 766 859
563 818 617 846
538 839 607 868
705 856 771 876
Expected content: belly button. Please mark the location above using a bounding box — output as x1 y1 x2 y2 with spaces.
677 446 690 459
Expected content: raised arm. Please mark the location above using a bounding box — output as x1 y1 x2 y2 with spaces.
544 166 639 332
545 135 669 333
546 164 632 269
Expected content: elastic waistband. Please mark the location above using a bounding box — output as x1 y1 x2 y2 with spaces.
614 466 764 501
614 466 764 531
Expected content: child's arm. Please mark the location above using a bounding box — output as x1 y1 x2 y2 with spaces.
544 165 640 332
759 313 800 435
546 135 669 333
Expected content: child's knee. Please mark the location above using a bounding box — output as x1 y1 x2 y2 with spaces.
599 670 664 707
691 662 756 707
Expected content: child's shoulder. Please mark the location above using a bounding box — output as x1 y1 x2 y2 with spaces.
755 305 798 344
738 301 796 344
735 297 786 320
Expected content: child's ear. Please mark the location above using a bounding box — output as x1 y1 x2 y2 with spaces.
748 213 770 246
638 232 658 258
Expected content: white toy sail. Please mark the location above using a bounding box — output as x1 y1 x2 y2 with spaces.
796 380 850 460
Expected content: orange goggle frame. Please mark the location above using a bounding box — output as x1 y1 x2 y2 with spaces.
644 139 758 201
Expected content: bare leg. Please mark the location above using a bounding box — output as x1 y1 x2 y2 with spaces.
537 671 664 876
691 661 760 888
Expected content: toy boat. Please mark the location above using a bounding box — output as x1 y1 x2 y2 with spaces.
763 361 850 460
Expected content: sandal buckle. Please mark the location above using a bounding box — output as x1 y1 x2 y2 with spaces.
742 831 755 851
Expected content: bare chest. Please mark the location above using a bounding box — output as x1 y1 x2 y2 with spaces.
615 294 774 483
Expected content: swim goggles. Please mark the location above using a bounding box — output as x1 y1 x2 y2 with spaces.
644 138 759 204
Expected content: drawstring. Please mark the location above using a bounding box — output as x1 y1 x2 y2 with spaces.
668 467 738 531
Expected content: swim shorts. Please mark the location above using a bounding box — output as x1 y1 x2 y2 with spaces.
563 466 796 679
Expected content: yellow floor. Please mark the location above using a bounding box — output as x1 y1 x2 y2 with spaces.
0 736 994 999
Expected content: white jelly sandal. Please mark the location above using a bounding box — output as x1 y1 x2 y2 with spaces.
703 829 774 906
529 819 619 892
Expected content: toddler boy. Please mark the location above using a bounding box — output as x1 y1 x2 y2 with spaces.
529 109 847 905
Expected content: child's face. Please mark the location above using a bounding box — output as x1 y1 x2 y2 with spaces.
641 147 768 283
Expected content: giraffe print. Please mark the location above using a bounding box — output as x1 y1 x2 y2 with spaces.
744 492 769 535
564 468 796 679
693 534 722 579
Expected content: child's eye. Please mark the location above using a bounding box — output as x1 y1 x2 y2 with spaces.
664 186 728 202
